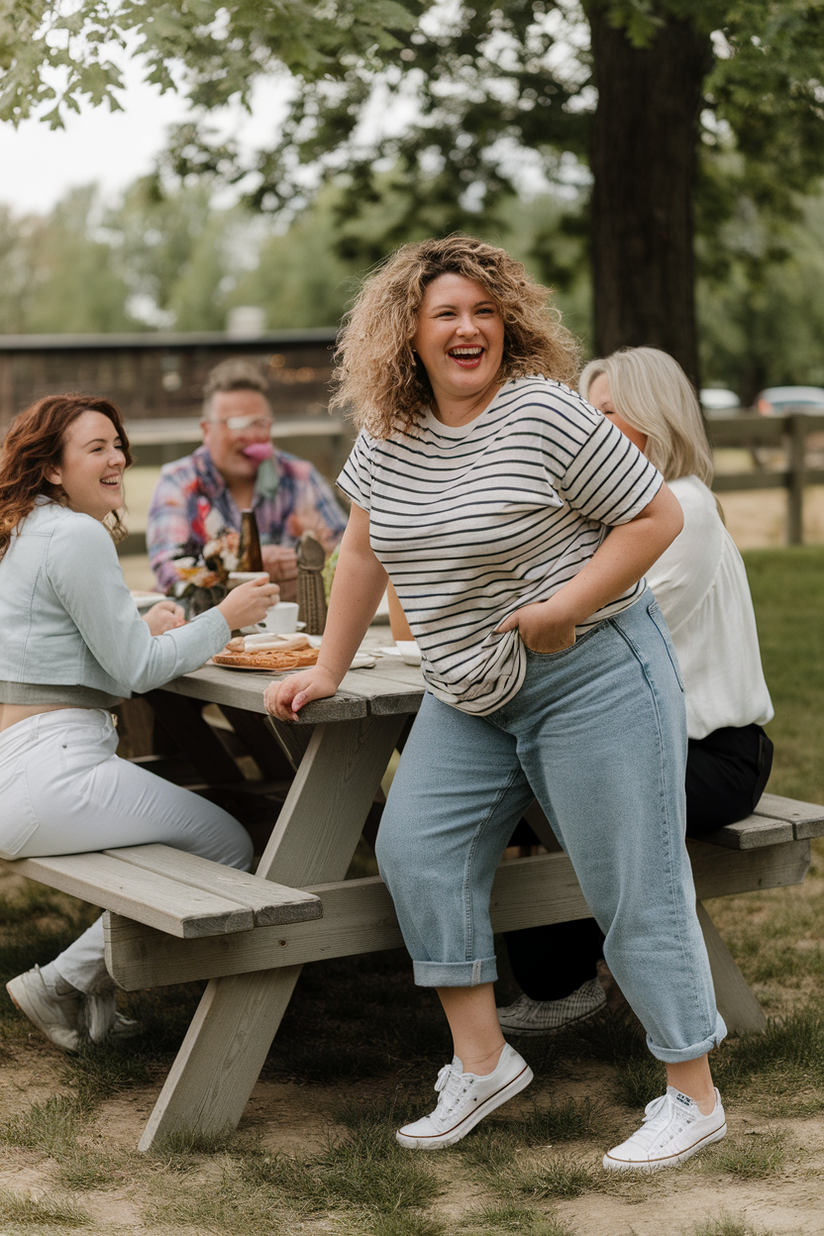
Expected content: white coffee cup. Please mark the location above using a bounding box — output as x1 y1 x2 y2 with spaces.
259 601 300 634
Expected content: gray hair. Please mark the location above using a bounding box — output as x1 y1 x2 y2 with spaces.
579 347 713 485
202 359 271 417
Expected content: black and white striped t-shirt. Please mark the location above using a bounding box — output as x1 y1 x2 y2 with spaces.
338 378 662 714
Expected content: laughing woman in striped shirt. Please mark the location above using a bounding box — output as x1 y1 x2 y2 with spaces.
265 236 728 1171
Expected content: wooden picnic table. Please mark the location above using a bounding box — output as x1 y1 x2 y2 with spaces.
118 640 424 1150
100 642 823 1151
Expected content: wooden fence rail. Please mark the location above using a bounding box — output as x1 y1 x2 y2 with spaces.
707 412 824 545
116 411 824 559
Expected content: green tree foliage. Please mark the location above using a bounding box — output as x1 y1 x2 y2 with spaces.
0 173 591 336
4 164 824 406
698 194 824 400
106 176 249 330
0 186 139 333
0 0 419 125
231 178 591 335
5 2 824 378
132 2 824 379
124 3 824 259
0 180 254 333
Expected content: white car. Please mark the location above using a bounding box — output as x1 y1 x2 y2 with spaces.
699 388 740 417
756 386 824 415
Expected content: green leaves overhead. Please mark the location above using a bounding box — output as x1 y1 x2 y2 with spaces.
4 0 824 385
0 0 420 125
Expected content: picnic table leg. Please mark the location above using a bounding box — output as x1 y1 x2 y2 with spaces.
137 713 408 1151
695 900 768 1035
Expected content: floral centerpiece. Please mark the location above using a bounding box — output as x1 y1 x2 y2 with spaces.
168 532 240 617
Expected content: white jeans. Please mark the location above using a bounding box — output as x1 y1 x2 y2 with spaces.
0 708 252 990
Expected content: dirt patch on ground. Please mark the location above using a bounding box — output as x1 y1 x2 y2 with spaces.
1 1040 823 1236
721 485 824 549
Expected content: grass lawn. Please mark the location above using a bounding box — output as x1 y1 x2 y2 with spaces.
743 546 824 805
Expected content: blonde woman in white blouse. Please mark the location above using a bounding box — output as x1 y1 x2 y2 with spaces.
500 346 774 1038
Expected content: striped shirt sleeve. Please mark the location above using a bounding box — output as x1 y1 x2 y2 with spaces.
556 413 662 525
338 430 374 512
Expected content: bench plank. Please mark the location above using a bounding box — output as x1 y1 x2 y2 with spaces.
688 837 810 895
106 839 812 990
702 814 795 850
101 846 322 926
5 845 322 939
10 852 253 938
755 792 824 839
697 793 824 850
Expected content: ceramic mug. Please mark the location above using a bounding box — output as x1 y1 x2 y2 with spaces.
259 601 300 634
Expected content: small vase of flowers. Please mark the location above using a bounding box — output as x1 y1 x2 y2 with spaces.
168 532 240 617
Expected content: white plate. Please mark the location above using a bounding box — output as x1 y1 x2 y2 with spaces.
396 641 422 666
240 621 306 635
377 643 422 665
209 652 376 673
349 654 377 670
208 659 277 672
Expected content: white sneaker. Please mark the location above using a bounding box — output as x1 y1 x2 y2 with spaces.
497 978 606 1036
396 1043 533 1149
6 966 83 1052
6 968 142 1052
603 1086 726 1171
109 1011 142 1040
82 992 142 1043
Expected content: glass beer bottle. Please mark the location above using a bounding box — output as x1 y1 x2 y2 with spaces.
237 509 264 573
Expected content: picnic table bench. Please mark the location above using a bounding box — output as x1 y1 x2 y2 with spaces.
5 844 322 938
3 649 823 1151
100 790 824 1038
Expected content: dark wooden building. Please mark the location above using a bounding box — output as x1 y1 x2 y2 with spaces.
0 329 339 436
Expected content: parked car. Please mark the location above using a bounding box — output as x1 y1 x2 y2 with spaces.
699 388 740 417
756 386 824 415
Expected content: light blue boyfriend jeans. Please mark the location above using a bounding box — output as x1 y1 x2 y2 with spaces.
0 708 252 991
375 591 726 1064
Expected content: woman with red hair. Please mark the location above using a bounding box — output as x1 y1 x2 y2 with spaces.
0 394 278 1051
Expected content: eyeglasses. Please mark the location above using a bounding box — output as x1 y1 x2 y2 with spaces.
211 416 274 433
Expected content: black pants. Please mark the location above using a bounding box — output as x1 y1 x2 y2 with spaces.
503 723 773 1002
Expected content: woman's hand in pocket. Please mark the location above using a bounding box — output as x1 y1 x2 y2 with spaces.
496 598 576 654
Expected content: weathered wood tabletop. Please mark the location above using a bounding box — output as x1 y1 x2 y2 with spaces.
155 637 427 721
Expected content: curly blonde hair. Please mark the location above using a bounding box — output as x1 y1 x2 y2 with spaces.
579 348 713 486
329 235 581 438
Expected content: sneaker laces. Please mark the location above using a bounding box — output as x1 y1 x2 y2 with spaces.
632 1092 695 1152
431 1062 474 1129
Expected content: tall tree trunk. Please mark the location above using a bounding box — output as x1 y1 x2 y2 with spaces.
587 6 713 385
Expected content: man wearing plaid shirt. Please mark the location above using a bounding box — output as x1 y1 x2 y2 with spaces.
146 360 347 601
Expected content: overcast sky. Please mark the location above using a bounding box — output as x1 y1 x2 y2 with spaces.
0 60 291 216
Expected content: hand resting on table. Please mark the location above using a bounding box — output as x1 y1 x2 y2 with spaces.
264 666 338 722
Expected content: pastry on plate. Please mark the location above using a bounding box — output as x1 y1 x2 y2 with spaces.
212 645 320 672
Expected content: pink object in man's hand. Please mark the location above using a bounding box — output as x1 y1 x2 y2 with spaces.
241 442 274 462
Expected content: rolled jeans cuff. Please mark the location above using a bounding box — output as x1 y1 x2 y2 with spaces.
412 956 499 988
646 1012 728 1063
